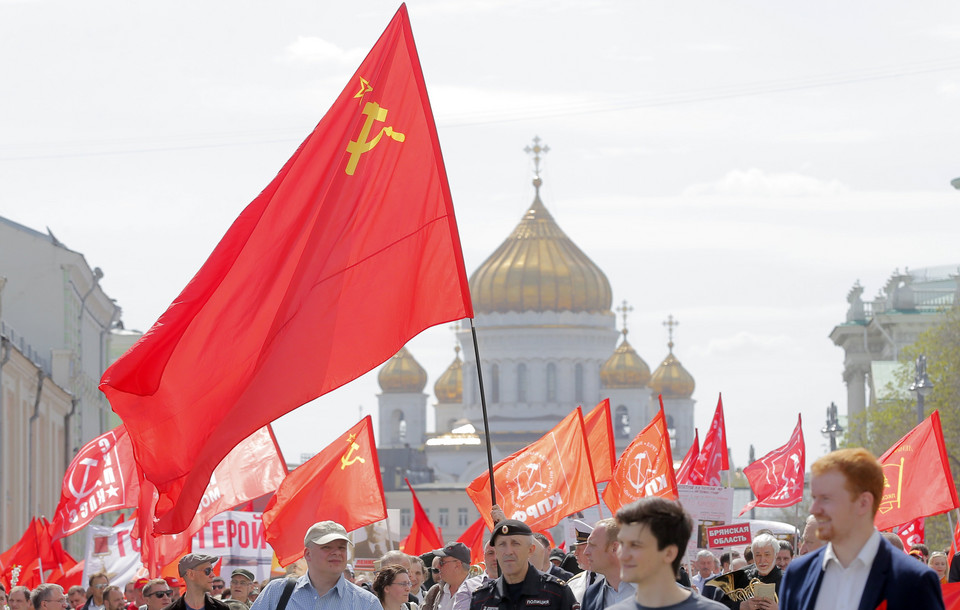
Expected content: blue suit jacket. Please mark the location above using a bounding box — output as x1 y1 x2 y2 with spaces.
779 535 944 610
581 576 605 610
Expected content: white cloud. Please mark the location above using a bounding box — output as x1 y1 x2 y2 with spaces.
682 168 850 197
689 332 794 358
939 81 960 97
282 36 365 64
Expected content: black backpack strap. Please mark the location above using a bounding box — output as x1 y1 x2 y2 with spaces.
275 578 297 610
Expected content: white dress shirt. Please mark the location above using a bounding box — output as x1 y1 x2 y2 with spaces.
813 529 882 610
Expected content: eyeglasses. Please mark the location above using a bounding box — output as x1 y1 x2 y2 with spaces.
94 585 108 590
230 580 250 586
428 568 440 574
391 581 412 588
439 559 459 567
148 592 172 599
42 598 68 605
192 567 214 576
211 584 224 590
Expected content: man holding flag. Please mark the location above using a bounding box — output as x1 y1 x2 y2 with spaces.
779 448 944 610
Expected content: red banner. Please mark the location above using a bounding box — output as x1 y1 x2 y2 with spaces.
467 408 598 532
739 415 805 515
705 522 752 549
602 403 678 514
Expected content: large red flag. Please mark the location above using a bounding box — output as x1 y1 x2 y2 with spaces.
401 478 443 556
602 404 678 514
457 517 488 564
875 411 960 531
263 416 385 566
944 583 960 610
676 429 699 485
739 415 805 515
49 426 140 541
584 399 616 483
466 408 598 531
688 395 728 486
136 425 287 573
99 4 472 534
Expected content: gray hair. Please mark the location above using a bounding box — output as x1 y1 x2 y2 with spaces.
696 549 715 561
31 585 63 610
751 533 779 556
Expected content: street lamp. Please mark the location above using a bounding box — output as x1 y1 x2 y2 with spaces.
909 354 934 425
821 402 844 452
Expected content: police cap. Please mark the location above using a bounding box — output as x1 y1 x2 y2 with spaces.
490 519 534 544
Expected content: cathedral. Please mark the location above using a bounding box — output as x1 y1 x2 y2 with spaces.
376 139 698 539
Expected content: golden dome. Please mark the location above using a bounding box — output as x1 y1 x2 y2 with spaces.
468 191 613 314
378 346 427 393
600 333 651 388
434 346 463 403
649 344 695 399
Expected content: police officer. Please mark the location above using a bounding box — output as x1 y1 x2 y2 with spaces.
470 520 578 610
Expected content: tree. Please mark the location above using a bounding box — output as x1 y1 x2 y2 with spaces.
844 306 960 551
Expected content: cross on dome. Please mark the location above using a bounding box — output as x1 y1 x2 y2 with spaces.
616 300 634 337
663 314 679 352
524 136 550 195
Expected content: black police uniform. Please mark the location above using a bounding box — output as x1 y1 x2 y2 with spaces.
469 563 578 610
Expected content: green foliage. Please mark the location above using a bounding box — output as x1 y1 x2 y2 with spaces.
842 307 960 551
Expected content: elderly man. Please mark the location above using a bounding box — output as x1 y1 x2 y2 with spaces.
715 533 782 610
251 520 381 610
582 518 635 610
779 448 945 610
423 542 471 610
30 584 68 610
565 522 595 603
470 520 576 610
10 587 32 610
66 588 86 610
453 541 498 610
797 515 823 556
228 570 255 608
692 550 719 593
141 579 172 610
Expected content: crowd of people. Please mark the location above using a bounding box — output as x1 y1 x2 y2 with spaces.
2 448 956 610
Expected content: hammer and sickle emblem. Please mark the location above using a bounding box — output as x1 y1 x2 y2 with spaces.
345 101 405 175
68 457 100 499
340 442 366 470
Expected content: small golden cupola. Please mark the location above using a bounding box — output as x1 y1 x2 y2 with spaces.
648 315 695 399
434 345 463 403
468 137 613 315
600 300 651 388
378 346 428 393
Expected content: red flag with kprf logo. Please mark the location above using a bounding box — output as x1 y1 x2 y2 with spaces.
466 408 598 532
676 429 699 485
688 395 728 486
584 399 616 483
99 3 472 535
739 415 805 515
602 402 678 514
49 426 140 541
875 411 959 531
262 416 386 566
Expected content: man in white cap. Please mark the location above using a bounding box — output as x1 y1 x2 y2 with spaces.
167 554 229 610
250 520 381 610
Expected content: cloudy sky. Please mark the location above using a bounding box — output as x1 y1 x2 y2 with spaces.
3 0 959 470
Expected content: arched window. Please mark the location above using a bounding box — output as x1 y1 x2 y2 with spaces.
490 364 500 403
546 363 557 402
615 405 630 438
398 418 407 443
575 363 584 403
391 409 405 444
517 363 528 402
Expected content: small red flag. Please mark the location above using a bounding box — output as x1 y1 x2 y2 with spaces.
602 402 678 514
688 395 728 486
739 415 805 515
401 478 443 555
457 517 488 564
0 519 60 589
890 517 925 550
875 411 960 531
584 399 616 483
676 429 699 485
263 416 386 566
466 408 598 531
99 3 472 534
49 426 140 541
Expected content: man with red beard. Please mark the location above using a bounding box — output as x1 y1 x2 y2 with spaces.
779 448 944 610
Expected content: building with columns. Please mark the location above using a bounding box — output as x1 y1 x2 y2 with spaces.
830 265 958 435
377 139 698 540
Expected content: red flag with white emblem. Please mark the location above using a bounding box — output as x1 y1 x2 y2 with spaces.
739 415 805 515
49 426 140 541
99 3 472 535
688 395 728 486
602 402 678 514
890 517 925 550
466 408 598 532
